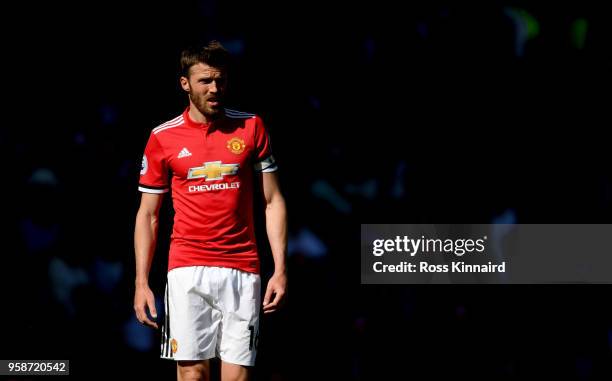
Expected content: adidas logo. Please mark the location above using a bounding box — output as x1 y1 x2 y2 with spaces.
178 148 192 158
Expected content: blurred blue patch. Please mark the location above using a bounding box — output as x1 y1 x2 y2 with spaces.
345 179 378 200
364 37 376 61
575 356 592 380
123 315 156 352
28 168 59 187
312 180 352 214
100 104 118 125
308 96 321 111
220 39 245 56
48 257 89 316
391 160 407 199
74 132 86 145
20 218 59 253
417 22 428 39
504 7 539 57
92 257 124 294
455 304 467 319
288 227 328 258
491 208 517 225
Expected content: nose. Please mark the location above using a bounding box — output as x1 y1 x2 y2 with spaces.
209 80 218 93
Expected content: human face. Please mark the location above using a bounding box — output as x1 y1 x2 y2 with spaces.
180 63 227 120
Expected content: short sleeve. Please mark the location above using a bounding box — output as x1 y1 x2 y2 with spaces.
138 133 169 193
252 116 278 173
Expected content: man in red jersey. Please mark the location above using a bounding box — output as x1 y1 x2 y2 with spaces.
133 41 287 381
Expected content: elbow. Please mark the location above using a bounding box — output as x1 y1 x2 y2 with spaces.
136 208 159 226
266 193 286 213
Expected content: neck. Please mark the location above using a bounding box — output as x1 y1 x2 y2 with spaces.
188 103 209 124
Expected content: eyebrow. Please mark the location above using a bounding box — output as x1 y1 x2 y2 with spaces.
197 73 225 79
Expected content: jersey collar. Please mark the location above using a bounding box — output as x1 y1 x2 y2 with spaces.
182 107 218 129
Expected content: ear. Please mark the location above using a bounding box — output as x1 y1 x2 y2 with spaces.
180 76 190 92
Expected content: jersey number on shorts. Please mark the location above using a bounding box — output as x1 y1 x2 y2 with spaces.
248 325 259 351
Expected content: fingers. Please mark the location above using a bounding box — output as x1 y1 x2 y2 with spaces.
263 289 285 314
263 306 277 314
263 285 274 307
146 297 159 329
141 315 159 329
134 305 159 328
134 299 159 329
147 296 158 320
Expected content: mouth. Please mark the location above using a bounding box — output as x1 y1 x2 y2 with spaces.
207 98 220 107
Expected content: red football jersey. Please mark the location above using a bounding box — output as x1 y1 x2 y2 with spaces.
138 107 277 273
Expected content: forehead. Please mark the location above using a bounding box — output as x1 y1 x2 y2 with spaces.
189 63 225 78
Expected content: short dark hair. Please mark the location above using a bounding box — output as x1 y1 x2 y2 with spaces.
180 41 231 78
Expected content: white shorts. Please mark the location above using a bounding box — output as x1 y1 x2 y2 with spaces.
160 266 261 366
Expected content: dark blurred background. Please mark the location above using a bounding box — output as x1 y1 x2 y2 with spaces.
2 0 612 380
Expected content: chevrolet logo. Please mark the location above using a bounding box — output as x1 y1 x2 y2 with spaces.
188 161 239 181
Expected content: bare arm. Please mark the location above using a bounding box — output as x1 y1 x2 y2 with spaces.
261 172 288 314
133 192 164 328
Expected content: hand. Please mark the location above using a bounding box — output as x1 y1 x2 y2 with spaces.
263 271 287 314
134 284 158 329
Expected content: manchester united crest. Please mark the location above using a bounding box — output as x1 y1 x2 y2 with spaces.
227 137 246 154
